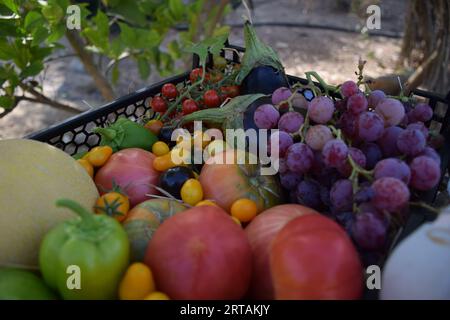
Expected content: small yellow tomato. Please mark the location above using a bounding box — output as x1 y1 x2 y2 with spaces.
144 291 170 300
181 179 203 206
153 153 176 171
77 159 94 178
87 146 113 167
195 199 218 207
152 141 170 156
230 198 258 222
95 192 129 222
119 263 156 300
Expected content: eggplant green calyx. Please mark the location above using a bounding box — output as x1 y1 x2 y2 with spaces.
236 20 285 85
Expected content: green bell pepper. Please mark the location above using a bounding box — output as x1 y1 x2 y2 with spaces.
39 199 130 300
93 117 157 152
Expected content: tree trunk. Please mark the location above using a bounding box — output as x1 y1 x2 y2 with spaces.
398 0 450 95
65 31 116 101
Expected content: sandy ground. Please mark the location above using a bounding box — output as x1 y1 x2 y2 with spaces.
0 0 406 139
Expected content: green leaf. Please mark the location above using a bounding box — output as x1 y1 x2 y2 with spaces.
110 2 147 27
32 26 50 46
134 29 160 50
118 22 137 48
42 3 64 25
169 0 184 20
2 0 18 14
109 37 124 59
0 95 15 109
137 57 150 79
24 11 43 30
30 46 54 60
47 24 65 43
20 61 44 78
0 39 15 60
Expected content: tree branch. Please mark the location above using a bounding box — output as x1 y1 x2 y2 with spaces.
65 30 116 101
19 83 84 114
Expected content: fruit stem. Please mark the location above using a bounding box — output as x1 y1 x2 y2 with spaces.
56 199 97 228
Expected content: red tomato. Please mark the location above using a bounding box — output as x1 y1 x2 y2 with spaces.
270 214 363 300
150 96 168 113
244 204 317 299
182 99 198 115
203 89 221 108
95 148 160 207
161 83 178 99
145 205 252 299
189 68 210 83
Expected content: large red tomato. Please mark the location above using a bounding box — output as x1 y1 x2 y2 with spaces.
270 214 363 299
145 205 252 300
95 148 159 207
245 204 318 299
199 150 282 212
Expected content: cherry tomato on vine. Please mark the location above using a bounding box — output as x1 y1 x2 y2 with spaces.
209 72 223 83
151 96 168 113
182 99 199 115
203 89 221 108
189 68 210 83
161 83 178 99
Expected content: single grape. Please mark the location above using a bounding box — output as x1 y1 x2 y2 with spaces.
397 128 426 156
286 142 314 173
291 92 308 110
418 146 441 166
330 179 353 212
409 103 433 123
322 139 349 168
354 185 375 204
352 212 387 250
358 111 385 142
269 130 293 157
407 122 429 138
338 112 358 140
280 171 303 189
347 92 368 115
374 158 411 184
360 142 382 169
308 96 335 124
371 177 410 212
337 147 366 177
253 104 280 129
272 87 292 106
278 111 304 133
305 125 333 151
367 90 386 108
375 98 405 126
409 156 441 190
377 126 403 157
296 180 322 209
340 80 360 98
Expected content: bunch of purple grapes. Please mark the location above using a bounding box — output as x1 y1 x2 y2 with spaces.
253 82 443 260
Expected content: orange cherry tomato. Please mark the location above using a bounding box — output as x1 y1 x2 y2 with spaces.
230 198 258 223
77 159 94 178
87 146 113 167
95 192 130 222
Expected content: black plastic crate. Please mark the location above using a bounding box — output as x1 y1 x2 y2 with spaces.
26 44 450 299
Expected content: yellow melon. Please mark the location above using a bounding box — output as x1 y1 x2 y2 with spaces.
0 139 99 269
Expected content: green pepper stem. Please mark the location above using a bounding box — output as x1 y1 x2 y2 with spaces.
93 127 117 140
56 199 97 227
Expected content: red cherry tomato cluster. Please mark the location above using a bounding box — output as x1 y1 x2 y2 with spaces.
148 60 241 119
